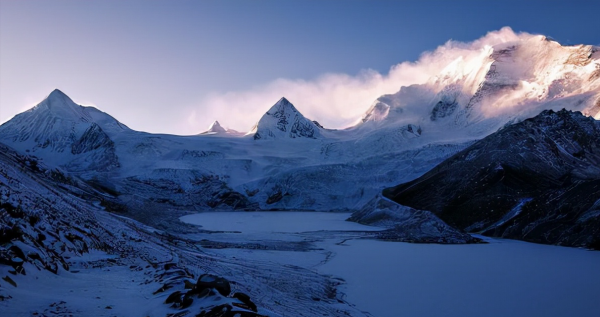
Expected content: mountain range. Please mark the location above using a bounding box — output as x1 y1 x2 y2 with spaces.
1 36 598 215
1 34 600 315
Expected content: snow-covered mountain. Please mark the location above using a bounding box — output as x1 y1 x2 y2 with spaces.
247 97 323 140
0 89 126 174
0 36 599 241
199 121 243 136
356 36 600 140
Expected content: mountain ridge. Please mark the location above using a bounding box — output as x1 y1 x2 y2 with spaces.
382 108 600 248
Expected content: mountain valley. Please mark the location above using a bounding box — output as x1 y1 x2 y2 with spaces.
2 33 600 316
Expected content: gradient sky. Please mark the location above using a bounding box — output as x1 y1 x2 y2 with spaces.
1 0 599 134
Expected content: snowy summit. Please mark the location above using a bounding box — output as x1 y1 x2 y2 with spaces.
199 120 242 136
248 97 323 140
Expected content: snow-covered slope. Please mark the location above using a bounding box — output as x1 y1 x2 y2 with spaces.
247 97 323 140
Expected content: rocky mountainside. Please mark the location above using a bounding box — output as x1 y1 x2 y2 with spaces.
383 109 600 249
0 142 273 316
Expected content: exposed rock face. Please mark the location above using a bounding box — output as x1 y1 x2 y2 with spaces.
430 99 459 121
69 123 119 172
384 109 600 248
250 97 322 140
348 194 480 244
430 84 462 121
361 101 391 123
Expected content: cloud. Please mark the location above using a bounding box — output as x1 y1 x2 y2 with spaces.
190 27 531 132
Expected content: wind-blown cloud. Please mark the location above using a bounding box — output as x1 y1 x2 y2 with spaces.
190 27 528 132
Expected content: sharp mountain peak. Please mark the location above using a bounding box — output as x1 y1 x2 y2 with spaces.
207 120 227 133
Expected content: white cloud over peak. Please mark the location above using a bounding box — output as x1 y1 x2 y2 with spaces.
189 27 533 132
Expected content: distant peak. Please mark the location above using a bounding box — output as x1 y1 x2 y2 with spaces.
277 97 291 105
207 120 226 133
49 88 67 97
251 97 322 140
46 88 74 103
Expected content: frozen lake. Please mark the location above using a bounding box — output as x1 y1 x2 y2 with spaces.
180 211 381 233
181 211 600 317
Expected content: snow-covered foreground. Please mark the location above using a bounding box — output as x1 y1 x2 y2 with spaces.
320 238 600 317
182 212 600 317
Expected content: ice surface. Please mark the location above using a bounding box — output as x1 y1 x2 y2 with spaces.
180 211 382 233
319 238 600 317
183 211 600 317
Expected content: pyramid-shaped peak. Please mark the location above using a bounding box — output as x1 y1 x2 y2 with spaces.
44 88 77 106
32 88 90 121
277 97 291 105
267 97 301 115
199 120 244 136
270 97 299 111
207 120 226 133
48 88 68 99
251 98 322 140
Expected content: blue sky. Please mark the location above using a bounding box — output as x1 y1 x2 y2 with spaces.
1 0 599 134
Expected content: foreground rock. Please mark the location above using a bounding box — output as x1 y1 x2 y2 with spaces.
162 273 266 316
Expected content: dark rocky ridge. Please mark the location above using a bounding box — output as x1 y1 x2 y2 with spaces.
348 195 481 244
384 109 600 248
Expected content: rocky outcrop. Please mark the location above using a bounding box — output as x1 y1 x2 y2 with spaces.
349 195 480 244
0 144 119 279
162 272 266 316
